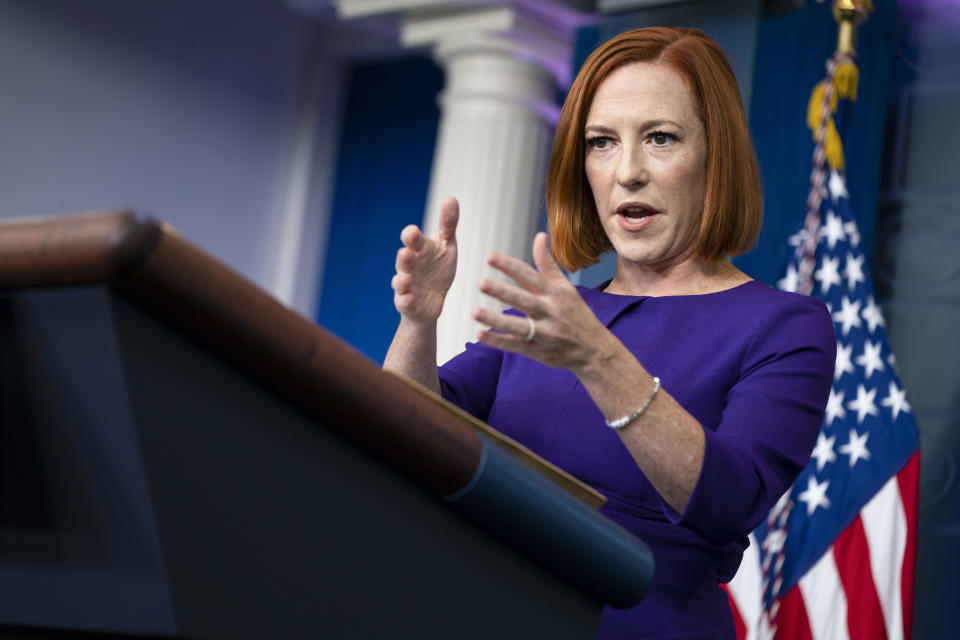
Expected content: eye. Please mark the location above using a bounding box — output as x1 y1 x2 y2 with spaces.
586 136 614 150
650 131 677 145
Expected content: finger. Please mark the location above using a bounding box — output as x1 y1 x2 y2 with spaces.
472 307 532 337
391 272 411 294
395 292 416 314
476 328 529 354
477 278 542 315
487 252 543 292
400 224 426 252
395 247 415 273
436 197 459 244
532 232 564 278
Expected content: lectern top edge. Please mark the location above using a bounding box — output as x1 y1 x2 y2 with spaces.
0 210 653 610
0 210 608 508
0 210 484 495
0 209 161 288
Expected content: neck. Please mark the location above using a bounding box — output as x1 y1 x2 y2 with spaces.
604 255 750 297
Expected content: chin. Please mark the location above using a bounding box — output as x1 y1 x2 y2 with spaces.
615 249 664 267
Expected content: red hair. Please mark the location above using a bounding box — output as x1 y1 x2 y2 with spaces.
547 27 762 271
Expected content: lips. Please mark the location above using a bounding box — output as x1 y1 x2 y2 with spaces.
615 203 659 230
617 202 657 217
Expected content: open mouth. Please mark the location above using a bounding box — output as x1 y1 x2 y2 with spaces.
617 204 658 223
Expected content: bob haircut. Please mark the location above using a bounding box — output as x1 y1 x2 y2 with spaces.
547 27 763 271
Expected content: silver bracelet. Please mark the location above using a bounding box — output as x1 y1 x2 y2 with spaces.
605 377 661 429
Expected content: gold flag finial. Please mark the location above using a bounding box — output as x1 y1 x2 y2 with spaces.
818 0 874 54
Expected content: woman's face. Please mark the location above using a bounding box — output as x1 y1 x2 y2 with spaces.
584 62 708 272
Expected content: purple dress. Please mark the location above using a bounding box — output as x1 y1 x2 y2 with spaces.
439 280 835 639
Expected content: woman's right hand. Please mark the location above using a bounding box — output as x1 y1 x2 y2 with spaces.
391 196 459 325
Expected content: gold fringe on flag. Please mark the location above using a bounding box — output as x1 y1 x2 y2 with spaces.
806 0 873 171
805 62 857 171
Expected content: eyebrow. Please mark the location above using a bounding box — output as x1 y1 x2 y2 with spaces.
584 120 682 134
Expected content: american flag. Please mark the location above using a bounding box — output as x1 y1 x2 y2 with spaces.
723 167 920 639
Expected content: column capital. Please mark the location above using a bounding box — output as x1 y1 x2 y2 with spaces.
405 6 573 86
334 0 593 22
333 0 595 86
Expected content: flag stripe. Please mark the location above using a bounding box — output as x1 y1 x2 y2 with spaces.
774 584 814 640
723 584 748 640
896 452 920 639
799 549 849 640
834 515 890 640
726 533 763 640
862 476 908 640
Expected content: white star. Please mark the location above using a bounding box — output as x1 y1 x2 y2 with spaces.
835 342 855 381
888 352 899 374
815 256 843 295
810 431 838 471
855 339 885 380
832 296 863 337
847 384 879 424
787 228 809 248
880 381 912 420
819 211 847 250
843 221 860 248
843 252 866 291
861 296 886 333
797 476 831 516
839 428 871 468
825 388 847 426
777 263 799 293
828 170 849 203
764 528 787 556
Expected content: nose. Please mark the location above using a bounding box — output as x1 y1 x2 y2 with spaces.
615 143 648 189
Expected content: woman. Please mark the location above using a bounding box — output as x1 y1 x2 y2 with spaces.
385 27 835 639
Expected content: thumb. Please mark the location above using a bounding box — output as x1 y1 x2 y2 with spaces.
532 232 563 278
436 196 459 245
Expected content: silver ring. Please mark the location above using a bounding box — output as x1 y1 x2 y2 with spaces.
523 317 536 342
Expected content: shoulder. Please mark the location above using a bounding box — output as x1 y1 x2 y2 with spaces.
729 282 836 375
688 280 830 329
731 281 833 340
723 279 828 313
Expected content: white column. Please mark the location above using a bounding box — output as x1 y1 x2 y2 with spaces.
403 8 573 363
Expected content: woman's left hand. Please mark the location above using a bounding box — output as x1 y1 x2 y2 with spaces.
473 232 612 373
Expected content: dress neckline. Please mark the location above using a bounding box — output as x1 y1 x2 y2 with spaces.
594 279 759 300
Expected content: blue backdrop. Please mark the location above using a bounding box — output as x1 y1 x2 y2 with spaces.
316 56 443 362
740 0 894 284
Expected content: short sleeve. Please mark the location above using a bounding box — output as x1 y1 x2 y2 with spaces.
438 340 504 423
670 296 836 545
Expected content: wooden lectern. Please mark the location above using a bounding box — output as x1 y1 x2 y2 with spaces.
0 211 652 639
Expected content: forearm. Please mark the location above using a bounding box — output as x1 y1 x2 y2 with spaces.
575 333 705 514
383 317 442 395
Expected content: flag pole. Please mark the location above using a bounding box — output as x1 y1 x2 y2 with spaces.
723 4 920 638
796 0 874 295
763 0 878 629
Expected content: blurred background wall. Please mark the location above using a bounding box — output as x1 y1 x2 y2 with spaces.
0 0 348 315
1 0 958 637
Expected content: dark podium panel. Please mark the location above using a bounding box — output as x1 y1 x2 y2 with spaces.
0 212 653 639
